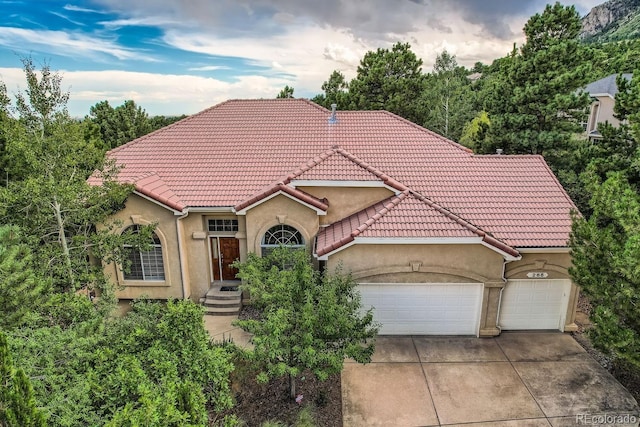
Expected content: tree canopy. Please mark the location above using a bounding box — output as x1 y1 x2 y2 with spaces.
233 248 378 400
349 42 425 123
480 3 591 159
570 71 640 369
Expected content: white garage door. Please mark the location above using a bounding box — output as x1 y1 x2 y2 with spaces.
499 279 571 331
358 283 483 335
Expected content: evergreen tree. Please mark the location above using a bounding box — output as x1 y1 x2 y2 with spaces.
312 70 351 110
480 3 591 162
349 42 425 123
570 71 640 368
233 248 378 400
276 85 295 98
86 99 153 150
0 226 48 330
0 332 46 427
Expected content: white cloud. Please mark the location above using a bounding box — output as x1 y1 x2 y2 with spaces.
0 67 291 116
187 65 231 71
0 27 157 62
97 17 182 29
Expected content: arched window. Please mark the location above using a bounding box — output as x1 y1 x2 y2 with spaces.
122 225 165 281
261 224 305 256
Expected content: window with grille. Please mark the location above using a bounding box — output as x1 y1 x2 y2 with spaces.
261 224 305 256
208 219 239 232
122 225 165 281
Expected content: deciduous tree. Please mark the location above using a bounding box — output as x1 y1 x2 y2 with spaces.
233 248 378 399
421 50 475 141
0 58 139 302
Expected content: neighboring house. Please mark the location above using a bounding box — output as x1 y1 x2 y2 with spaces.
584 73 632 140
91 99 580 337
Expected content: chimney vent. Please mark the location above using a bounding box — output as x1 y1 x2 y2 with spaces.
328 104 337 124
496 148 503 155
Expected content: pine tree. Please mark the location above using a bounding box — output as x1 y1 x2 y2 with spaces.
481 3 591 161
0 226 47 330
0 332 46 427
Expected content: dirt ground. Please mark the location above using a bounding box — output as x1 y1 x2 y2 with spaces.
211 305 343 426
571 292 640 402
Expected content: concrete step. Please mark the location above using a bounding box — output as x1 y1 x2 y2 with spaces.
206 288 242 300
204 306 240 315
204 300 241 309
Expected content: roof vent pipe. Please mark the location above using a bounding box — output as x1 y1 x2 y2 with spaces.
496 148 503 155
328 104 337 124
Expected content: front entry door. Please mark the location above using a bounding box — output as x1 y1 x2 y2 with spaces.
219 238 240 280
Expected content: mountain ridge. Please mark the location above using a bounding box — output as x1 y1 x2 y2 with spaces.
581 0 640 41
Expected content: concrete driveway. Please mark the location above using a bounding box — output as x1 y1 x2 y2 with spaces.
342 332 639 426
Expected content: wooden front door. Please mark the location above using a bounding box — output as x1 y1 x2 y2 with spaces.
219 238 240 280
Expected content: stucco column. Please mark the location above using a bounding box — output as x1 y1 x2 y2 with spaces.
564 282 580 332
479 281 505 337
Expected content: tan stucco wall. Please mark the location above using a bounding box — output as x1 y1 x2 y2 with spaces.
244 194 320 255
505 251 579 332
326 243 507 336
588 96 621 135
180 213 248 300
326 244 504 282
297 186 394 225
104 194 184 300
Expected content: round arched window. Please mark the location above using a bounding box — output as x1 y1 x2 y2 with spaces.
122 225 165 281
261 224 305 256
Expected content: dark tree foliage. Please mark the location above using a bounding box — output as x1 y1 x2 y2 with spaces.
349 42 426 123
0 226 49 330
276 85 295 99
480 3 591 162
233 247 378 400
0 332 46 427
86 100 153 150
570 71 640 368
311 70 351 110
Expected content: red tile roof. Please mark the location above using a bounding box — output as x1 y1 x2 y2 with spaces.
101 99 577 249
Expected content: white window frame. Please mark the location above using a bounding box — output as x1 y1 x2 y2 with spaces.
123 225 165 281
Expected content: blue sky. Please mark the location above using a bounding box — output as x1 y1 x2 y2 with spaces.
0 0 600 117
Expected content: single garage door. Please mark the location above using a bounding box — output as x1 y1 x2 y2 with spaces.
499 279 571 331
358 283 483 335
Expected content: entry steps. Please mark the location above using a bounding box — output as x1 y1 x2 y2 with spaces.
200 283 241 316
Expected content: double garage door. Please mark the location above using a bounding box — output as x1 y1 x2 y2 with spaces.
358 279 571 335
358 283 483 335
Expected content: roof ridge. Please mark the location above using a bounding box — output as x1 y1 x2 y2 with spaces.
108 100 235 155
233 181 329 212
352 190 410 237
315 191 409 256
534 154 581 216
377 110 473 154
409 190 519 257
285 145 408 192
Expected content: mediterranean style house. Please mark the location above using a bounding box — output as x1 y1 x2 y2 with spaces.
91 99 580 337
584 73 632 140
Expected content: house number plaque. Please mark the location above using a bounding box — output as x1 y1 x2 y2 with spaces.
527 272 548 278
